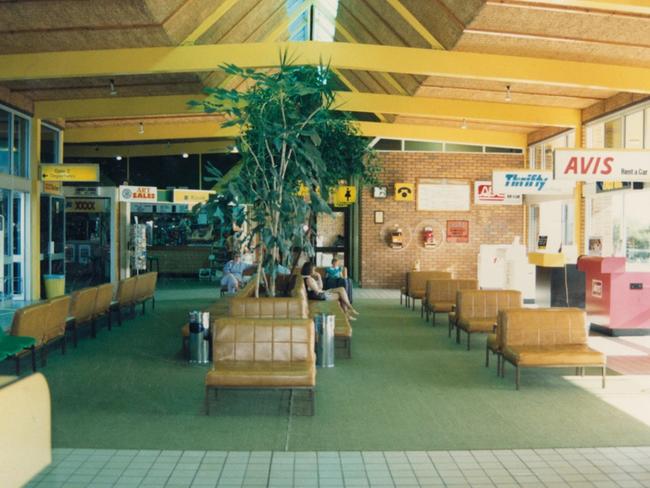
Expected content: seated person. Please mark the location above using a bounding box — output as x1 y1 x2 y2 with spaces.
323 258 353 303
221 252 254 293
301 262 359 320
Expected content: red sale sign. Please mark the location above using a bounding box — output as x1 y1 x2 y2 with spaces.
554 149 650 182
474 180 522 205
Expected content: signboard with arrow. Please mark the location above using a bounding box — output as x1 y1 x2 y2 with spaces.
40 164 99 182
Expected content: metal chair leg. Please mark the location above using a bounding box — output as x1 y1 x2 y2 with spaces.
467 331 471 351
204 387 210 416
73 325 78 348
456 326 460 344
515 365 520 390
61 336 66 355
91 319 97 338
602 365 606 388
485 346 490 367
497 354 501 376
31 346 37 372
14 355 20 375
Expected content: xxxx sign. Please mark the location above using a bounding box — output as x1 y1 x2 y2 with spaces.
554 149 650 182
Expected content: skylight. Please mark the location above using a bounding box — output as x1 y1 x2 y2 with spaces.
286 0 339 42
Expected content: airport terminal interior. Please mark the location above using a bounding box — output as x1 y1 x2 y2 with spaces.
3 1 650 487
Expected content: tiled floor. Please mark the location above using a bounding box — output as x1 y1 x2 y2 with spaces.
26 447 650 487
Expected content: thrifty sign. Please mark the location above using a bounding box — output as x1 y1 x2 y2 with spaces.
554 149 650 182
40 164 99 182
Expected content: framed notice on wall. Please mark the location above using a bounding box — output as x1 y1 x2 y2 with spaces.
446 220 469 243
417 179 470 211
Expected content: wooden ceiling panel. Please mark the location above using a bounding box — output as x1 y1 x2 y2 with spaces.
472 3 650 46
197 0 285 44
162 0 232 44
395 115 537 133
456 32 650 68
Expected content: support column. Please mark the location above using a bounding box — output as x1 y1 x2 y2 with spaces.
574 124 584 254
29 119 42 300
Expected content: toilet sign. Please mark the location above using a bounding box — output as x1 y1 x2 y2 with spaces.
474 181 522 205
332 185 356 207
554 149 650 182
118 185 157 203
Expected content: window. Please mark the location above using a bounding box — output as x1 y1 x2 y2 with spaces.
604 117 623 148
527 131 574 170
625 111 644 149
41 124 61 163
0 105 30 178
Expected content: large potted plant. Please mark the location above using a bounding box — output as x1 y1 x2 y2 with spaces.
192 56 378 296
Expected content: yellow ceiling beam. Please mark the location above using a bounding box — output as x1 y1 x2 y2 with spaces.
508 0 650 15
64 140 235 158
5 42 650 93
181 0 240 45
266 0 314 42
64 118 527 148
357 121 527 148
65 121 239 143
385 0 444 49
36 92 580 128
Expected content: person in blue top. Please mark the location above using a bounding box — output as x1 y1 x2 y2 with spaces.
324 257 353 303
221 252 253 293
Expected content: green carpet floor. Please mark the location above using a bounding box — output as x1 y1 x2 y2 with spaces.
7 284 650 451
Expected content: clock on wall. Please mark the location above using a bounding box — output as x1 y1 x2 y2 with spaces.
373 186 387 198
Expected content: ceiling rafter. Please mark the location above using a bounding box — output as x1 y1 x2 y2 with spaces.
493 0 650 16
34 91 580 128
385 0 445 49
4 42 650 93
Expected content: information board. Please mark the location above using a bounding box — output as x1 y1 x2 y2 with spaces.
417 179 470 211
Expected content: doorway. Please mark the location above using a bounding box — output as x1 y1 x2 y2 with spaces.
0 190 27 300
40 194 65 295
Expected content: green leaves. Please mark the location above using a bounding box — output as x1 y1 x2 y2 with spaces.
191 52 378 296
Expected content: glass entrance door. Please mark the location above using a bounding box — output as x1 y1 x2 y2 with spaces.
0 189 26 300
40 195 65 293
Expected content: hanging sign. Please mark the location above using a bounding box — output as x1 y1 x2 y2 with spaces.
43 181 62 195
474 181 522 205
65 199 108 213
554 149 650 182
40 163 99 182
492 170 574 195
173 189 215 206
118 185 157 203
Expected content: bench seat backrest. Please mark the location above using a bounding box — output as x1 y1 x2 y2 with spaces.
213 317 314 364
116 276 137 306
501 308 587 348
426 279 478 303
70 287 98 324
94 283 114 316
44 296 71 343
407 271 452 294
10 303 51 346
457 289 522 322
229 275 308 319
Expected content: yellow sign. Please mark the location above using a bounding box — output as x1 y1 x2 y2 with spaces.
40 164 99 182
297 183 310 198
172 189 215 206
394 183 415 201
43 181 62 195
333 185 356 207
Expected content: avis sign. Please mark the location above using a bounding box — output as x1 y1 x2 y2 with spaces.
492 170 574 195
474 181 522 205
554 149 650 182
118 185 157 203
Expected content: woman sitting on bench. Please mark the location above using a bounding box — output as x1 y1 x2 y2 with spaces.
301 262 359 320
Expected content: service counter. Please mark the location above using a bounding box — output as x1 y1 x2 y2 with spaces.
528 252 585 308
577 256 650 335
147 245 212 276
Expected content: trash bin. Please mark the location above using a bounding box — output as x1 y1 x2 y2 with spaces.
188 311 210 364
43 274 65 298
315 313 335 368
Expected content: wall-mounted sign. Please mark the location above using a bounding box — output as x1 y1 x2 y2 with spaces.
537 235 548 250
474 181 522 205
373 186 387 198
40 163 99 182
395 183 415 201
118 185 157 203
65 199 108 213
554 149 650 182
73 187 99 196
172 189 214 207
492 170 574 195
43 181 62 195
446 220 469 243
417 179 469 211
333 185 356 206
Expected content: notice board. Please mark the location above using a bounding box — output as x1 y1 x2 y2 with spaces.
417 179 470 211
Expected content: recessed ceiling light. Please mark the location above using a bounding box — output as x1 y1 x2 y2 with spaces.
182 153 189 159
115 155 123 161
505 85 512 102
461 119 468 130
109 79 117 96
138 122 144 135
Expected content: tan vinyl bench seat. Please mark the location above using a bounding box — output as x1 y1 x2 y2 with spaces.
502 344 604 367
205 361 315 388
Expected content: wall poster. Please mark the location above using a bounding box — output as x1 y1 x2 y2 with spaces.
446 220 469 243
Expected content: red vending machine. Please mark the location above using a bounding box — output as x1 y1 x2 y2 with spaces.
577 256 650 335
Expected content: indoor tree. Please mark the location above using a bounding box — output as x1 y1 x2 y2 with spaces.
191 55 378 297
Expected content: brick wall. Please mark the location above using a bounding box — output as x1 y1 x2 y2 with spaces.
360 151 525 288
